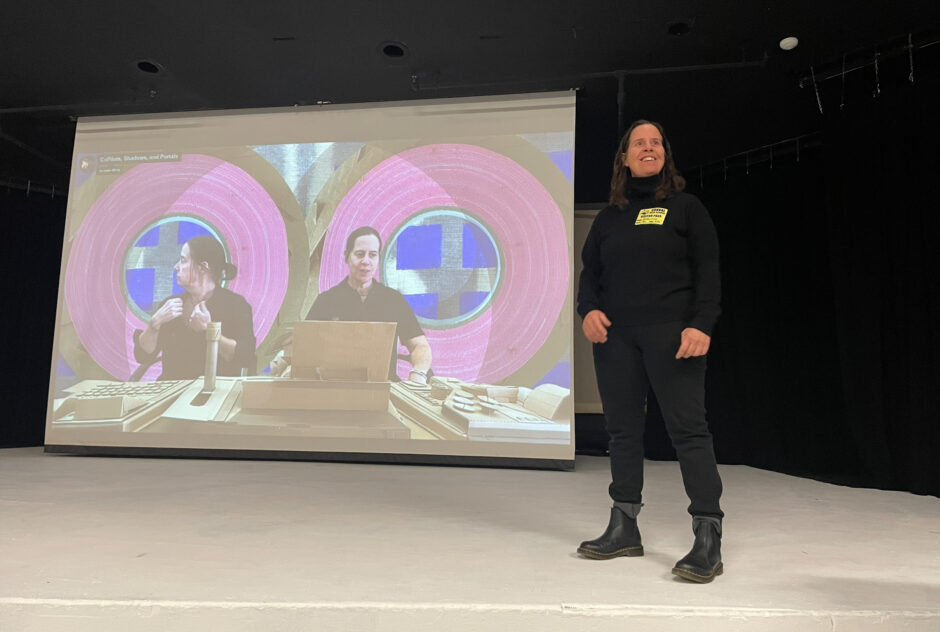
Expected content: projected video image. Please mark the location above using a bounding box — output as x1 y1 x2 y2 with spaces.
46 95 575 460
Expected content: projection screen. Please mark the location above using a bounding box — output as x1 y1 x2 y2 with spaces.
44 92 576 467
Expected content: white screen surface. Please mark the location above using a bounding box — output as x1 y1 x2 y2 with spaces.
45 92 575 464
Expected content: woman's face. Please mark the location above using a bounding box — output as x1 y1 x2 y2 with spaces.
174 243 199 289
345 234 380 285
622 123 665 178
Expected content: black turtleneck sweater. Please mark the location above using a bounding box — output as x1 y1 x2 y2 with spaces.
577 174 721 335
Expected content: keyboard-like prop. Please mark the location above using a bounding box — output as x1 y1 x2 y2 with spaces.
391 377 571 444
52 380 192 429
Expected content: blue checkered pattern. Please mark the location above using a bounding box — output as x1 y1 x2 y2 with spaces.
383 210 500 328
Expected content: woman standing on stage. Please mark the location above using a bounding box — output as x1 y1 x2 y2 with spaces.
576 119 724 583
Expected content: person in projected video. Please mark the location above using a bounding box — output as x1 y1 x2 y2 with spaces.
577 120 724 583
133 235 256 380
300 225 432 383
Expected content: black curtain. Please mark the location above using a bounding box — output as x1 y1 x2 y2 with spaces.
822 76 940 496
683 151 862 482
0 190 66 447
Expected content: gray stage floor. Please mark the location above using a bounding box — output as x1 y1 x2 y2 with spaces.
1 447 938 631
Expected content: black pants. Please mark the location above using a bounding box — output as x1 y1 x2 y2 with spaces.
593 321 723 518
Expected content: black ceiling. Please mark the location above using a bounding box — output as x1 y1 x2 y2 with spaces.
1 1 936 201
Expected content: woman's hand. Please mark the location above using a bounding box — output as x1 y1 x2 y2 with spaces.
582 309 612 343
188 301 211 332
150 298 183 330
676 328 710 359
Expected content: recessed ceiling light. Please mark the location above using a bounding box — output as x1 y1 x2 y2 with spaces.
779 37 799 51
136 60 162 74
380 41 409 59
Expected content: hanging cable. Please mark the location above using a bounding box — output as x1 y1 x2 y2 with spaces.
908 33 915 83
811 66 824 114
798 33 938 89
840 54 846 110
873 52 881 98
688 132 821 178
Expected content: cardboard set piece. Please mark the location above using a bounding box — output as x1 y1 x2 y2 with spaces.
240 320 397 412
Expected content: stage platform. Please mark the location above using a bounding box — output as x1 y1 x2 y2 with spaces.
1 447 937 631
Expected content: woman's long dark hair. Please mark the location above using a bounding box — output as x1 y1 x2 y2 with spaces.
609 119 686 208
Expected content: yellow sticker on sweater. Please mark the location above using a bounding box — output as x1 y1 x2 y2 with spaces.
635 207 668 225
